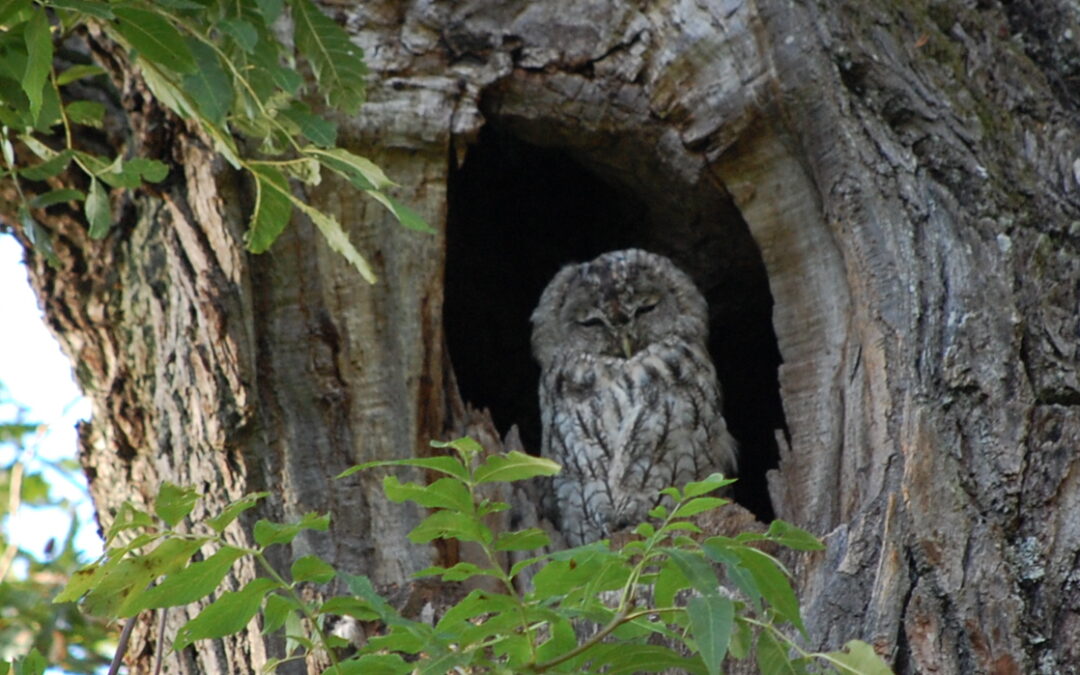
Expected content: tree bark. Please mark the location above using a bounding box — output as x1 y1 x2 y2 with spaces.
7 0 1080 673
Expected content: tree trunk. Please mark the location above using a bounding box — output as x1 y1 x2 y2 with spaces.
9 0 1080 673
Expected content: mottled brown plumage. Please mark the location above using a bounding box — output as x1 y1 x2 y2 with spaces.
531 249 737 546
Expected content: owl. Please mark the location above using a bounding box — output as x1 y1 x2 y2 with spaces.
531 249 738 547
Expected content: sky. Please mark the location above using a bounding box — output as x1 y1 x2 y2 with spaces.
0 233 101 564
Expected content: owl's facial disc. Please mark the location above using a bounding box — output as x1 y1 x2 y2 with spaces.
573 298 658 359
566 267 670 359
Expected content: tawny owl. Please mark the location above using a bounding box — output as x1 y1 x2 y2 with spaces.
531 249 738 547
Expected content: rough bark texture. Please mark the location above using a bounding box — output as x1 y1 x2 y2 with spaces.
7 0 1080 673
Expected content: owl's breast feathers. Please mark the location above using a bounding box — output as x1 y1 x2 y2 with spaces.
542 337 736 475
551 338 712 403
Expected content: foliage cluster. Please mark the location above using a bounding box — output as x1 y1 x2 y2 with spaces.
5 437 893 674
0 384 112 672
0 0 429 280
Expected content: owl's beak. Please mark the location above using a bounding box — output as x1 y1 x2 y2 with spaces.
621 334 634 359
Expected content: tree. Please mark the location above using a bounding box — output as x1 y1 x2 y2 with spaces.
3 0 1079 673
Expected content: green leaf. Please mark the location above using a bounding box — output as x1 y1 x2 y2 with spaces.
341 573 401 624
430 436 484 457
54 535 154 605
762 520 824 551
206 492 269 532
139 58 197 118
255 0 283 22
659 521 702 537
279 101 337 147
22 9 51 123
684 473 736 498
493 631 532 668
289 0 366 113
369 191 435 234
535 613 576 664
19 149 72 180
318 596 379 621
824 640 894 675
687 595 733 675
33 64 63 133
291 554 336 583
416 651 471 675
337 455 468 481
665 548 719 596
660 486 682 501
508 553 548 579
435 589 508 632
474 451 560 484
310 146 392 190
49 0 114 19
245 38 301 100
382 475 472 512
415 561 497 582
703 542 762 613
17 471 49 504
0 421 38 444
65 100 105 127
123 157 169 184
261 593 296 634
18 134 53 161
155 482 199 527
285 608 313 652
78 151 168 188
153 0 204 9
181 38 232 125
174 577 280 650
654 558 690 608
672 496 728 519
408 509 490 545
83 537 208 617
112 6 197 73
597 644 707 674
56 63 106 85
291 195 376 282
729 617 752 659
325 653 413 675
245 164 292 253
29 188 83 208
531 545 620 599
253 511 330 547
217 18 258 52
122 545 246 614
495 527 550 552
477 499 510 516
12 648 45 675
277 156 321 185
736 546 804 633
103 501 155 544
0 0 31 26
756 629 801 675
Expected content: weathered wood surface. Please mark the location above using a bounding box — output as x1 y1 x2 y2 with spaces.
7 0 1080 672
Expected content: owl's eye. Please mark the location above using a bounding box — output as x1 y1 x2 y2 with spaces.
635 299 660 316
577 317 605 328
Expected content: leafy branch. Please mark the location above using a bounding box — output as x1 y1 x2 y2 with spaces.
17 438 895 674
0 0 431 279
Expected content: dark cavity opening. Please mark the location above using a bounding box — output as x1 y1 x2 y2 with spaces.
445 124 783 521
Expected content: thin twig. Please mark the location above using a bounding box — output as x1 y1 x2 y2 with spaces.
108 616 138 675
154 607 168 675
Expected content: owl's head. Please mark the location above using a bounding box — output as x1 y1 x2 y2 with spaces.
531 249 709 366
